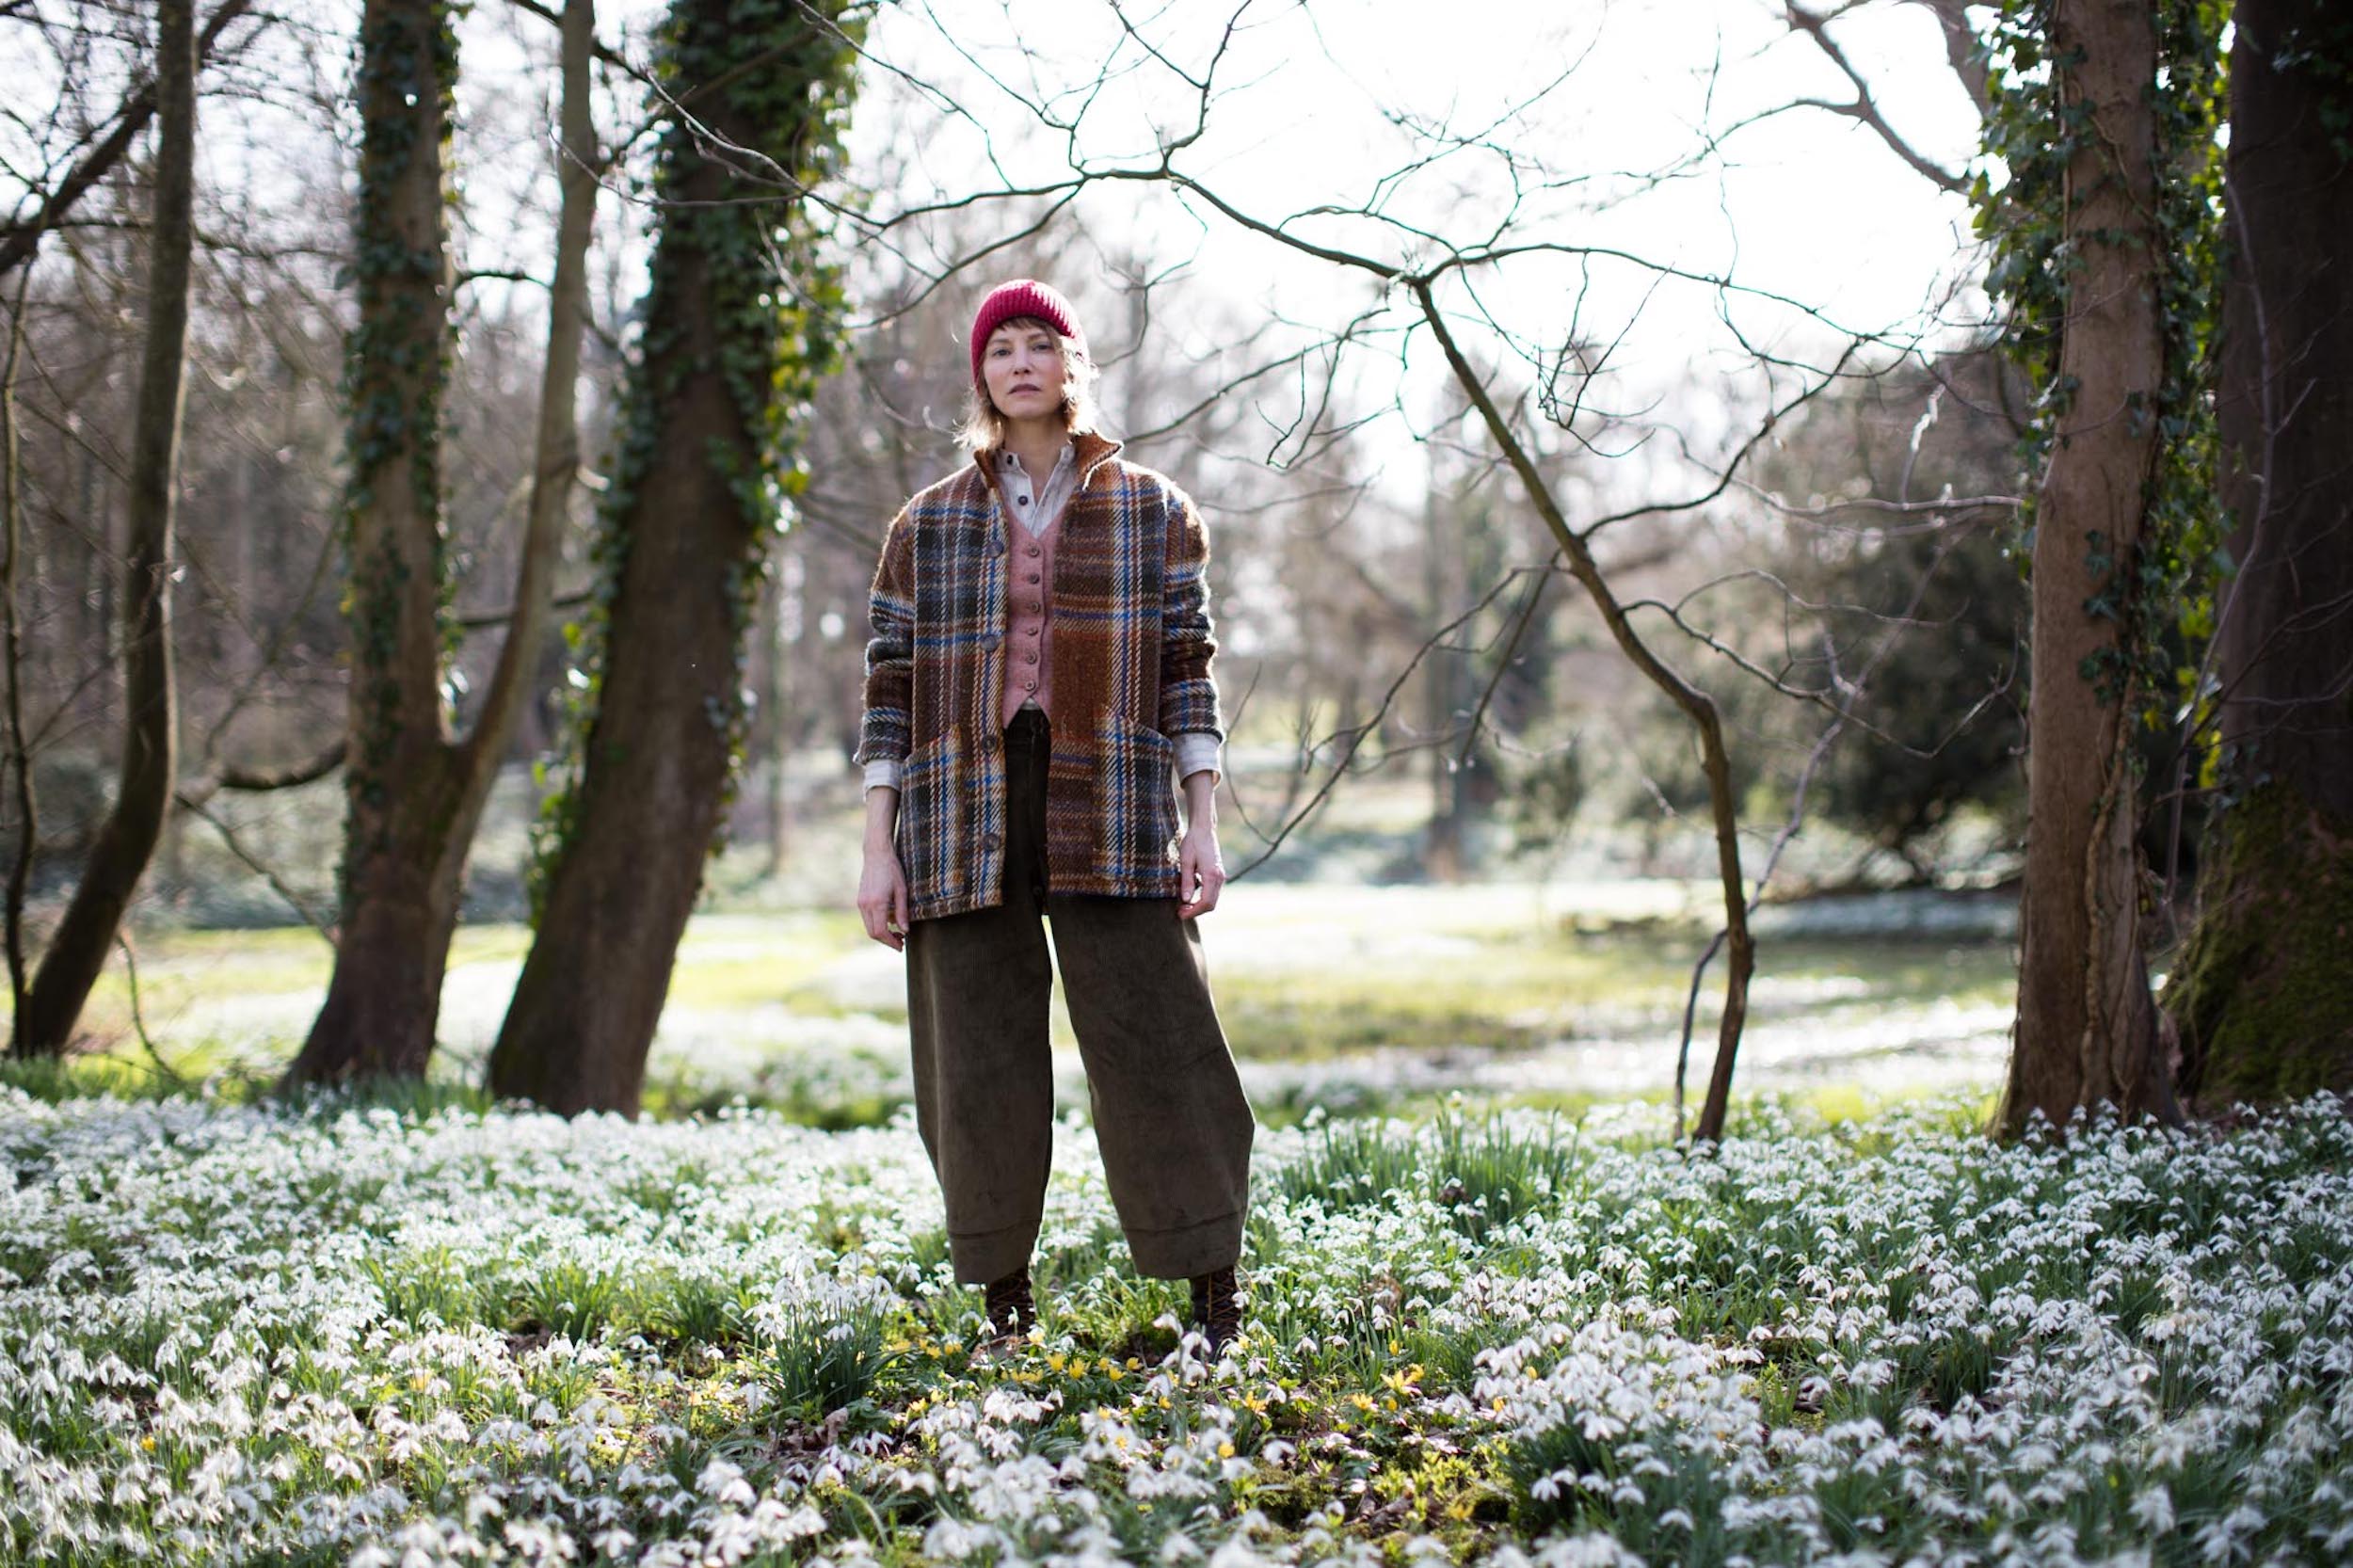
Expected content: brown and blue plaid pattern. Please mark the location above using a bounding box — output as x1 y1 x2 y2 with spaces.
857 432 1224 920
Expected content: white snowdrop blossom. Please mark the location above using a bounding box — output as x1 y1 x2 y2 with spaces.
3 1086 2350 1562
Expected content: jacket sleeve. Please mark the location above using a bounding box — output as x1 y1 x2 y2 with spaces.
855 508 915 776
1160 482 1225 748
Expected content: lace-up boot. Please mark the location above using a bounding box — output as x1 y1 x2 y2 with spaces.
1189 1265 1241 1356
979 1267 1036 1352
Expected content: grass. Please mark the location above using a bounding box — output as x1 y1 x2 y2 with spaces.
2 894 2021 1166
1210 927 2014 1060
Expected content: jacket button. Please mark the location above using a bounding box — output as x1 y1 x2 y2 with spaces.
984 732 1000 753
982 832 1002 852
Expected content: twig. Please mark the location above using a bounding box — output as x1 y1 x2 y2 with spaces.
114 933 186 1088
173 794 335 943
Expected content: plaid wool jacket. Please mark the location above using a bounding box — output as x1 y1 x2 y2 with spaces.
856 431 1224 920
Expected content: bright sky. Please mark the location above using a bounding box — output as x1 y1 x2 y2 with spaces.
851 0 1981 315
824 0 1988 495
3 0 1990 505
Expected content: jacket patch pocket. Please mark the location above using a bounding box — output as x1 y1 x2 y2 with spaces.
897 728 966 911
1096 711 1179 890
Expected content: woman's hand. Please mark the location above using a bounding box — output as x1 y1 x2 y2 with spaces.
1176 770 1224 920
858 785 909 950
859 846 909 950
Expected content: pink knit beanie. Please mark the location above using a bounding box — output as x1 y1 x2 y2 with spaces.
968 279 1088 389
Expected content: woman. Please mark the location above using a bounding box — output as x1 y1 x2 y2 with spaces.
854 279 1255 1356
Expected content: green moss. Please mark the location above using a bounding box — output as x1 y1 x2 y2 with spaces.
2163 780 2353 1105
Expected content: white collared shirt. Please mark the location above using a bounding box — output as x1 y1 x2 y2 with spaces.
998 440 1080 537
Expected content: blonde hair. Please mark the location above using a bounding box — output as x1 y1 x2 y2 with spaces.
954 314 1101 453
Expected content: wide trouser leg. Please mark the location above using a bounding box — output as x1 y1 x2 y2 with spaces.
904 715 1055 1286
1049 894 1256 1278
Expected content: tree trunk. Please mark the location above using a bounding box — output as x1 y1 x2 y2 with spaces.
1422 481 1464 881
2162 0 2353 1106
282 0 597 1089
3 269 36 1029
1998 0 2177 1134
438 0 597 920
487 0 856 1114
9 0 196 1058
756 563 790 878
279 0 461 1086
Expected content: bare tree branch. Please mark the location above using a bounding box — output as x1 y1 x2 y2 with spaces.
0 0 261 279
1782 3 1969 196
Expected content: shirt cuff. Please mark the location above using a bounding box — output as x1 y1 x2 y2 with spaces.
1172 732 1223 787
862 758 903 794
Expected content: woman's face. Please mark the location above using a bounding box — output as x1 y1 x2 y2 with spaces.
981 319 1066 421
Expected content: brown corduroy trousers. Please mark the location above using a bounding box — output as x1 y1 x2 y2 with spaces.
905 707 1256 1286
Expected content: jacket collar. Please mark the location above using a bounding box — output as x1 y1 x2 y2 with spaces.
969 428 1123 493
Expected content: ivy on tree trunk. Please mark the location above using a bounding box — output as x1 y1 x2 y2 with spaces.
282 0 600 1091
485 0 862 1115
2163 0 2353 1105
1996 0 2181 1133
280 0 463 1088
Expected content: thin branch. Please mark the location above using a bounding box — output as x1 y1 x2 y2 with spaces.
179 739 347 811
1227 564 1547 876
497 0 653 85
0 0 261 278
1782 3 1970 196
456 585 589 632
115 933 188 1088
171 793 334 943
